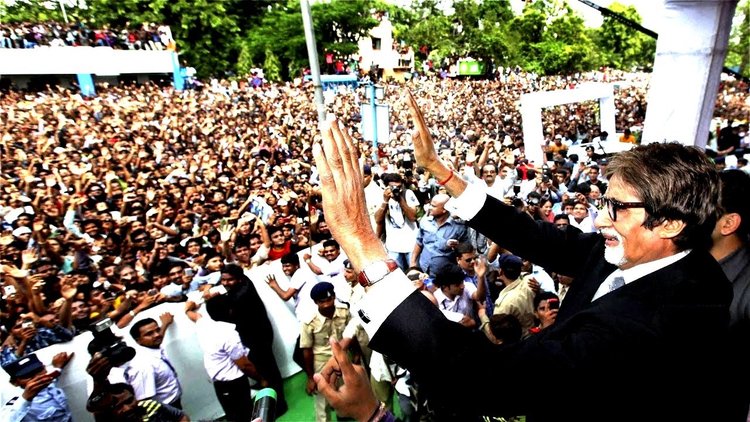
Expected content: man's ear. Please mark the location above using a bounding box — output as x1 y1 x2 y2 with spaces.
716 213 741 236
657 219 687 240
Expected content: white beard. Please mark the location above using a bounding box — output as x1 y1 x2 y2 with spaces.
603 231 628 267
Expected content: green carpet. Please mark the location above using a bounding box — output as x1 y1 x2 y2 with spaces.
279 372 403 421
279 371 315 421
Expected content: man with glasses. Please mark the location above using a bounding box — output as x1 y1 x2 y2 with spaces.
454 242 492 314
311 99 740 421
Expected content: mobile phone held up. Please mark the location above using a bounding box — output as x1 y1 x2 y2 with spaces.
209 285 228 296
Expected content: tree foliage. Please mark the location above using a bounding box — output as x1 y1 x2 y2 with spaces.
0 0 666 79
592 2 655 71
244 0 378 80
726 0 750 76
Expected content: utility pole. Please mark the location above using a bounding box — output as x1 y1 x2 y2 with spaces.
301 0 326 127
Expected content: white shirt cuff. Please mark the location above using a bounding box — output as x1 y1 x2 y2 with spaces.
358 269 417 339
445 183 487 221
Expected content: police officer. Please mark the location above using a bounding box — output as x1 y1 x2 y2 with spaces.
1 352 74 422
300 282 351 422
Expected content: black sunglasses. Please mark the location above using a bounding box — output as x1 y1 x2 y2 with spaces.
600 196 646 222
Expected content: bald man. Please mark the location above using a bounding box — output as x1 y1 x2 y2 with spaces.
410 193 469 277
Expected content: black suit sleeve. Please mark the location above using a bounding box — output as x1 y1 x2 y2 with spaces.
467 194 600 278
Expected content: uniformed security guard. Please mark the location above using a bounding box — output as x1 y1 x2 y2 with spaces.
0 352 74 422
300 281 351 422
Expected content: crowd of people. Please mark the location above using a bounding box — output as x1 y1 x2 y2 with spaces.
0 65 748 421
0 21 175 50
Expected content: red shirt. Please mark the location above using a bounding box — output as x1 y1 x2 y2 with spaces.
267 241 292 261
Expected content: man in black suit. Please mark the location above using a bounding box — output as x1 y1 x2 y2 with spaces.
309 92 742 422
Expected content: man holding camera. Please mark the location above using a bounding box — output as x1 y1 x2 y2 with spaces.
374 173 419 270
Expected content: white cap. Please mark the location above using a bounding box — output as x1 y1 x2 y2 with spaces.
12 226 32 237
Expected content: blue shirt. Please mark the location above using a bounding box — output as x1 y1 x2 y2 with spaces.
416 216 468 276
1 382 71 422
0 326 74 366
463 271 494 316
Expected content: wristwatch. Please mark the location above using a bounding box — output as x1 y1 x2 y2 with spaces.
358 259 399 287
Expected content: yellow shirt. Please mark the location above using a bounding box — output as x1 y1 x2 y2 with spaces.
300 306 351 365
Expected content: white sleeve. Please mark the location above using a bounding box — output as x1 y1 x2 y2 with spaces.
342 316 362 340
405 189 420 208
224 329 249 361
0 395 30 422
358 269 417 339
127 362 156 401
444 183 487 221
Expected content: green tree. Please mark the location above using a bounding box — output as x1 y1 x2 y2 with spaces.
0 0 80 25
510 0 595 75
592 2 655 70
245 0 378 80
451 0 515 69
726 0 750 76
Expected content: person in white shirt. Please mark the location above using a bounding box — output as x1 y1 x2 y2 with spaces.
374 173 419 270
266 252 316 318
184 300 268 422
461 163 513 200
569 202 597 233
362 165 385 231
303 239 348 285
127 314 182 408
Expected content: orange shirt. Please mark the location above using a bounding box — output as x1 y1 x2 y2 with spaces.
619 134 637 144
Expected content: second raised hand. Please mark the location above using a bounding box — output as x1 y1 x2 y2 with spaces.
405 89 448 179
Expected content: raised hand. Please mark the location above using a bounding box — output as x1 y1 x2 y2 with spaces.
405 90 448 178
21 372 57 401
52 351 74 369
159 312 174 327
218 219 235 242
474 255 488 279
312 119 387 272
21 248 39 266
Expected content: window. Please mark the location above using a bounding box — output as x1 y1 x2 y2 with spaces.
371 37 381 50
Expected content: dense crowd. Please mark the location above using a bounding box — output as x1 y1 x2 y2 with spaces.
0 66 748 421
0 21 174 50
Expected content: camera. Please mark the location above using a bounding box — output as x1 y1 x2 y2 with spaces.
390 186 402 198
87 318 136 367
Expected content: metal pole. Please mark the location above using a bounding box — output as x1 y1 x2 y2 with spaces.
59 0 69 25
300 0 326 127
370 84 378 164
